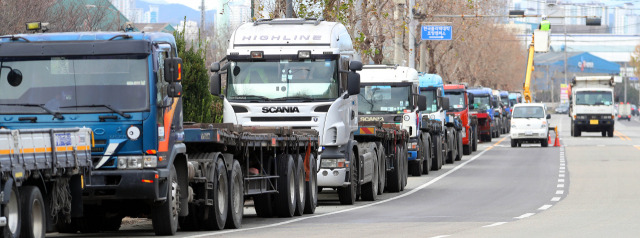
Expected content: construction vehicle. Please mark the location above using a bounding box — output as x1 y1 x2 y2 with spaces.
569 76 615 137
444 84 478 155
468 87 495 142
357 65 426 181
214 18 391 206
1 28 321 236
418 74 462 165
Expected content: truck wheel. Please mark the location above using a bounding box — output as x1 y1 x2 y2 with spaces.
202 158 228 230
294 155 306 216
225 160 244 229
541 139 549 147
400 145 407 191
422 137 431 175
608 127 614 137
304 154 318 214
386 145 402 193
455 131 463 161
2 185 20 238
178 204 201 231
431 135 443 171
276 154 297 215
152 165 179 235
338 150 357 204
254 156 274 218
410 138 423 177
377 146 386 195
601 131 606 137
361 152 378 201
472 128 478 151
575 128 581 137
19 186 44 238
511 139 517 147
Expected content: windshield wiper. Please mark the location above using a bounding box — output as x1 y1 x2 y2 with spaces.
0 103 63 119
271 96 314 101
60 104 131 119
229 94 270 101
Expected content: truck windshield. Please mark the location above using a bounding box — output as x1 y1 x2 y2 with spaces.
420 90 438 113
575 91 613 106
444 91 466 112
0 55 149 115
358 85 411 114
472 95 491 111
512 106 545 118
226 59 339 101
501 96 509 105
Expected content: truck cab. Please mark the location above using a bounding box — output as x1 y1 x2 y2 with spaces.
0 32 185 235
570 76 615 137
467 87 495 142
358 65 427 176
500 90 511 133
444 84 477 155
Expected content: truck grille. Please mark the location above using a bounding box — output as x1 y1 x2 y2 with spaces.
251 117 312 122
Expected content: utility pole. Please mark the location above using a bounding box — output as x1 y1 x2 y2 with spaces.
200 0 205 34
286 0 293 18
393 0 404 65
564 23 568 85
408 0 415 68
624 62 628 103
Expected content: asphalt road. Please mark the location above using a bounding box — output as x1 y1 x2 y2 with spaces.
49 114 640 238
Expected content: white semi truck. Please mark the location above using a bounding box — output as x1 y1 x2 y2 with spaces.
569 76 615 137
214 18 380 205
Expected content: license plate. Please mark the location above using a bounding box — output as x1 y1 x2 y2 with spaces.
525 131 533 136
590 120 599 125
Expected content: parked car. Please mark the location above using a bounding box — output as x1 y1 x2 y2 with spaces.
555 102 569 114
631 104 638 116
510 103 550 147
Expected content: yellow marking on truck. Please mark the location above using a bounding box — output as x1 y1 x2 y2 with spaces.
14 172 22 178
359 127 375 134
0 149 13 155
76 145 90 151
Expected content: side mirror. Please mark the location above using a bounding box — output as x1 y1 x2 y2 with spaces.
547 114 551 119
7 69 22 87
441 97 450 111
417 95 427 111
467 93 474 105
167 83 182 97
349 61 363 71
164 57 183 83
210 73 222 96
347 72 360 95
210 62 220 72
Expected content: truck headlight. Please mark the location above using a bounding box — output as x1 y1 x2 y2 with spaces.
321 158 346 168
143 155 158 168
407 142 417 150
117 156 151 169
511 124 516 128
601 115 610 120
577 115 587 120
127 157 143 169
541 124 547 128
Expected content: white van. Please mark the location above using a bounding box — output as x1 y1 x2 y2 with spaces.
510 103 550 147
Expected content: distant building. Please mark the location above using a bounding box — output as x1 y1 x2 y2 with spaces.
147 5 159 23
177 20 199 41
133 23 175 33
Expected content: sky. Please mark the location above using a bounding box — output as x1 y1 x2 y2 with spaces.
140 0 217 11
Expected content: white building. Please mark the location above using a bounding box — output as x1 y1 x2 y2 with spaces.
177 20 200 42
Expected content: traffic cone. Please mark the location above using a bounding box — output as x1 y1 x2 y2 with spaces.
553 128 561 147
548 133 553 145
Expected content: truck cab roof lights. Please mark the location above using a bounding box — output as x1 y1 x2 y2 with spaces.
250 51 264 59
254 17 325 26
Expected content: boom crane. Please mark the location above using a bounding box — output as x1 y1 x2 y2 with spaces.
523 34 535 103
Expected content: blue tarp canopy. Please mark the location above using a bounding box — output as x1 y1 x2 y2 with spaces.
534 52 620 75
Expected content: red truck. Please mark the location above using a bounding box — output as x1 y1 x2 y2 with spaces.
444 84 478 155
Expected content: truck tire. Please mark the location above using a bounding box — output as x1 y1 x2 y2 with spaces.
178 203 201 231
608 127 614 137
431 135 443 171
601 131 606 137
421 137 431 175
511 139 517 147
472 127 478 151
410 137 423 176
276 154 297 215
225 160 244 229
304 154 318 214
202 158 228 230
2 185 21 238
400 145 407 191
575 127 581 137
455 131 463 161
386 146 402 193
446 132 454 164
294 155 306 216
541 139 549 147
152 165 180 235
338 150 357 204
19 186 44 238
376 146 386 195
361 152 378 201
254 156 275 218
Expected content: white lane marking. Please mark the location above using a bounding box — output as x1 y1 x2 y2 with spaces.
597 145 605 147
560 166 566 170
430 235 451 238
558 179 565 183
184 138 497 237
559 174 565 178
514 213 535 219
483 222 508 228
551 197 561 202
557 184 565 188
538 204 553 210
556 190 564 194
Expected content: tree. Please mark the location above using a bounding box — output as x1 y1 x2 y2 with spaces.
174 24 214 123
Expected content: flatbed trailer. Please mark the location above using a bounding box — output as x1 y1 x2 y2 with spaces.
0 128 93 238
178 123 319 229
354 122 409 196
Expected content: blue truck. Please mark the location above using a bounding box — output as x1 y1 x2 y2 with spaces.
467 87 499 141
0 28 319 236
418 73 463 166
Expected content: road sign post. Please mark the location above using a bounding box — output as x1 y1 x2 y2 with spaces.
421 25 452 41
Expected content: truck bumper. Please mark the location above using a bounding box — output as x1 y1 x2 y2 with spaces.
407 137 418 161
83 169 166 201
574 119 614 132
317 168 348 187
407 150 417 161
